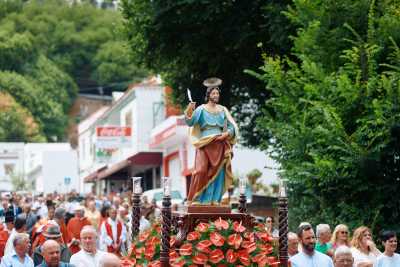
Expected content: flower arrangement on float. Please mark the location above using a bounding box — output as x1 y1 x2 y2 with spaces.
121 218 279 267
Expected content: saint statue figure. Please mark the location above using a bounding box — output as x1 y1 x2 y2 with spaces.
184 78 239 205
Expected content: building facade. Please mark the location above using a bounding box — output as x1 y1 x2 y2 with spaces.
79 77 165 195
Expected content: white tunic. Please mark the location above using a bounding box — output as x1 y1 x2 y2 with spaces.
376 253 400 267
99 218 126 251
351 247 380 266
69 249 107 267
290 250 334 267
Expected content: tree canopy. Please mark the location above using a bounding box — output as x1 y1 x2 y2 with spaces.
121 0 295 146
250 0 400 232
0 0 148 142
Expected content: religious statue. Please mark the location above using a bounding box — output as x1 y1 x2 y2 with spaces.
184 78 239 205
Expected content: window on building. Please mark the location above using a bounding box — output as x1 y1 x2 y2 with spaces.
125 111 132 126
4 163 15 175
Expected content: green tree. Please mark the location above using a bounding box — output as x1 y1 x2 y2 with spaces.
0 92 44 142
250 0 400 232
121 0 295 146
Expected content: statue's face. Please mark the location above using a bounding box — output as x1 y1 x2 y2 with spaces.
209 88 220 103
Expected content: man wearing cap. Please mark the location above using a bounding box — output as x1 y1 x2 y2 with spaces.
67 206 91 254
33 223 72 266
184 77 239 204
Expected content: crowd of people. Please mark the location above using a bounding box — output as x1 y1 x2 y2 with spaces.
281 222 399 267
0 191 157 267
0 191 398 267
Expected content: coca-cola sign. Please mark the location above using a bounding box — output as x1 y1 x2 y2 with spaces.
95 126 132 149
96 127 131 137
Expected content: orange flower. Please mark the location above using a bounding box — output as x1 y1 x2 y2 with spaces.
120 258 136 266
196 222 210 232
210 232 225 247
135 247 144 258
209 249 224 264
196 240 213 253
227 233 242 249
196 240 212 252
236 249 250 266
259 243 274 254
171 259 185 267
256 232 273 242
268 256 280 266
170 250 179 261
214 218 229 230
146 236 161 247
241 240 257 253
226 249 237 263
232 221 246 233
243 232 255 242
252 253 267 264
139 231 150 242
148 260 161 267
145 244 156 260
170 236 177 247
192 253 208 265
187 231 201 241
217 265 227 267
179 243 193 256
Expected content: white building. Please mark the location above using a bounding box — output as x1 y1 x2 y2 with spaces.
0 143 78 193
0 143 25 192
79 77 165 194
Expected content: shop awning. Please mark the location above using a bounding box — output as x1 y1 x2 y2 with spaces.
83 165 107 182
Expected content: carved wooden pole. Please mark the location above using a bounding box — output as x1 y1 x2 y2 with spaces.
161 177 172 267
131 177 142 240
278 182 289 267
238 177 247 213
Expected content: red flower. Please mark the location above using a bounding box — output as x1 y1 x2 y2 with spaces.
237 249 250 266
171 259 185 267
139 231 150 242
120 258 136 266
170 250 179 261
209 249 224 264
226 249 237 263
135 247 144 257
196 240 213 253
146 236 161 247
192 253 208 265
214 218 229 230
148 260 161 267
259 243 274 254
241 240 257 253
232 221 246 233
268 256 280 266
256 231 273 242
196 222 210 232
179 243 193 256
227 233 242 249
243 232 255 242
217 265 227 267
187 231 201 241
145 244 156 260
170 236 177 247
210 232 225 246
252 253 267 264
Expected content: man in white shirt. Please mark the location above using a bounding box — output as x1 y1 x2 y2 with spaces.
100 206 126 255
70 226 106 267
376 230 400 267
333 246 354 267
290 224 334 267
4 215 26 256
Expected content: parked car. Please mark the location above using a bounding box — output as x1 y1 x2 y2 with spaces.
142 188 184 208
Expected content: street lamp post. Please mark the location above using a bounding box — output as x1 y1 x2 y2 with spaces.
278 180 289 267
238 177 247 213
161 177 172 267
131 177 142 240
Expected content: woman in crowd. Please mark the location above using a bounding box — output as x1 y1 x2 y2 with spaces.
331 224 351 250
351 226 381 267
376 230 400 266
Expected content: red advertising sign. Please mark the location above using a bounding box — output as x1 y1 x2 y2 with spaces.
95 126 132 149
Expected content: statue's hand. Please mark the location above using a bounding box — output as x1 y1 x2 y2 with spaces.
185 102 196 118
